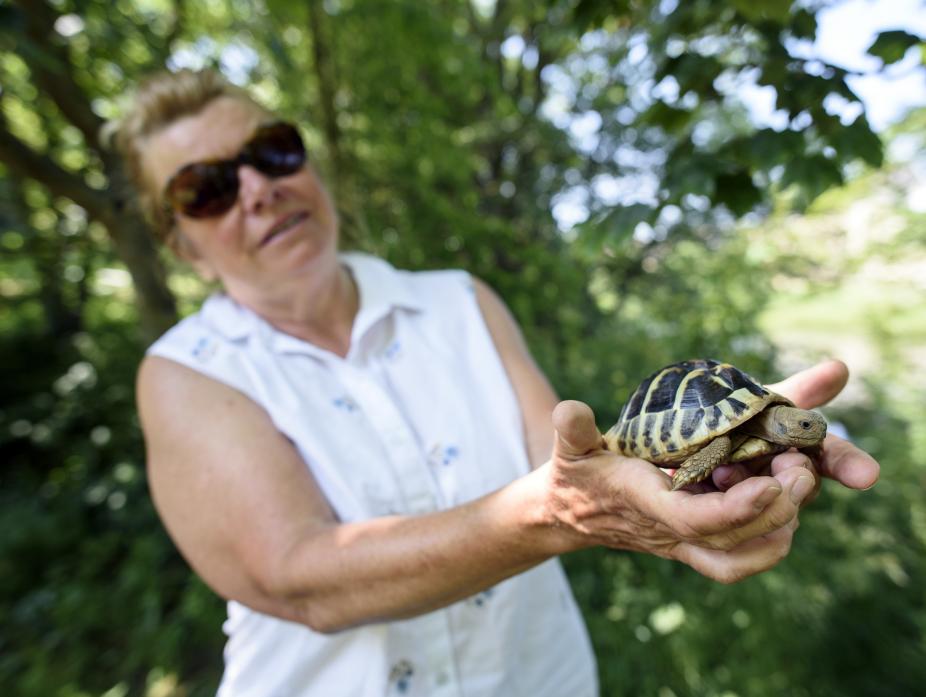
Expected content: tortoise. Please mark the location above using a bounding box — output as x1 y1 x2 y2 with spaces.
603 359 827 490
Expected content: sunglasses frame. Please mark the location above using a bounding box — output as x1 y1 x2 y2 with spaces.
162 121 306 220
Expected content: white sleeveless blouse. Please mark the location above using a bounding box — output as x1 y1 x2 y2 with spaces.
147 253 598 697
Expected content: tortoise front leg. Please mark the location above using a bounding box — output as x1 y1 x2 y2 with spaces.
672 435 732 490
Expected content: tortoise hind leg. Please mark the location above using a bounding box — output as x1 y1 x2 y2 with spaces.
672 435 732 490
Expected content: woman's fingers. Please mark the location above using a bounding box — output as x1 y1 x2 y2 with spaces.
659 464 812 550
816 434 880 489
766 359 849 409
672 522 797 584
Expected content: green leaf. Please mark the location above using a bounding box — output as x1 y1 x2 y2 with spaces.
781 154 844 209
264 0 306 24
266 34 295 72
571 0 633 31
715 170 762 216
867 30 923 65
830 116 883 169
738 130 804 170
640 102 693 133
602 203 655 234
789 9 818 41
730 0 793 24
660 53 724 96
578 203 654 254
663 151 723 200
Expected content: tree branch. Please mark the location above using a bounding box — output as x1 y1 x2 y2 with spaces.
10 0 106 149
0 89 177 342
0 123 111 218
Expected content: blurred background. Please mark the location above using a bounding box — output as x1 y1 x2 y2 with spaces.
1 0 924 695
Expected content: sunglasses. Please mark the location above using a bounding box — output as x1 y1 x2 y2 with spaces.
163 121 306 219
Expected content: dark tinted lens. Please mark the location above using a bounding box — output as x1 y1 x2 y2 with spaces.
245 123 306 176
163 122 304 218
166 162 239 218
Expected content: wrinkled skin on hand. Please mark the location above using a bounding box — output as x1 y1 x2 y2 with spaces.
544 360 879 584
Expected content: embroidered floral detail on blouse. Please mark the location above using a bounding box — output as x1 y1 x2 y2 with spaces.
332 396 360 413
388 659 414 694
191 336 217 363
427 443 461 467
383 340 402 361
468 587 495 607
440 444 460 466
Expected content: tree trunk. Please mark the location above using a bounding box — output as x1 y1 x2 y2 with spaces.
3 0 179 344
307 1 369 246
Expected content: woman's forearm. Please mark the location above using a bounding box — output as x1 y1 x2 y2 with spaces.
259 464 579 633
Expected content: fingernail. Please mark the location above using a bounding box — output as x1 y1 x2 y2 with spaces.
755 485 782 509
791 475 815 504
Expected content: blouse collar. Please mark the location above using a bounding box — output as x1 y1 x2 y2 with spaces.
198 252 425 358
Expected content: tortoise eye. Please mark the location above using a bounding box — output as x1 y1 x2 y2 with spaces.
800 421 811 429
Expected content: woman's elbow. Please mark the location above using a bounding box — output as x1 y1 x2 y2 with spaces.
249 569 353 635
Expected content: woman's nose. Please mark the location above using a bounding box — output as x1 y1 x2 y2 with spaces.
237 164 279 213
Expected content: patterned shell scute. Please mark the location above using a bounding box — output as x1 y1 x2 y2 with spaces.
612 359 778 465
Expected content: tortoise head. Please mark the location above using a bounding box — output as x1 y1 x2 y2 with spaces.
757 405 827 446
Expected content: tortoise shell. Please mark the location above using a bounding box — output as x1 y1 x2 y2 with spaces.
604 359 793 465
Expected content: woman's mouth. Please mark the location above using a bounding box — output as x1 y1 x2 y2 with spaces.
262 211 310 247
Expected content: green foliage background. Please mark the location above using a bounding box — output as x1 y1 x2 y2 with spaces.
1 0 924 695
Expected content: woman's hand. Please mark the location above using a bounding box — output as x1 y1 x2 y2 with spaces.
541 401 813 584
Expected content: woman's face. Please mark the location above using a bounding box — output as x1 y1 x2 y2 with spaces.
142 96 339 295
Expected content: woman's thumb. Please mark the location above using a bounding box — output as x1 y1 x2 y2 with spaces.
552 400 604 459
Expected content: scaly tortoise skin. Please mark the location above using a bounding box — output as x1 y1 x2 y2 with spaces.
603 359 827 490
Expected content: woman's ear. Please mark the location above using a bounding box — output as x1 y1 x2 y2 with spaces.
168 229 218 282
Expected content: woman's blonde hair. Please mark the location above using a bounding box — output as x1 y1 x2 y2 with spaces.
106 69 262 245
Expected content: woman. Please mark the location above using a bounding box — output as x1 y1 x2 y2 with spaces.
116 69 879 697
